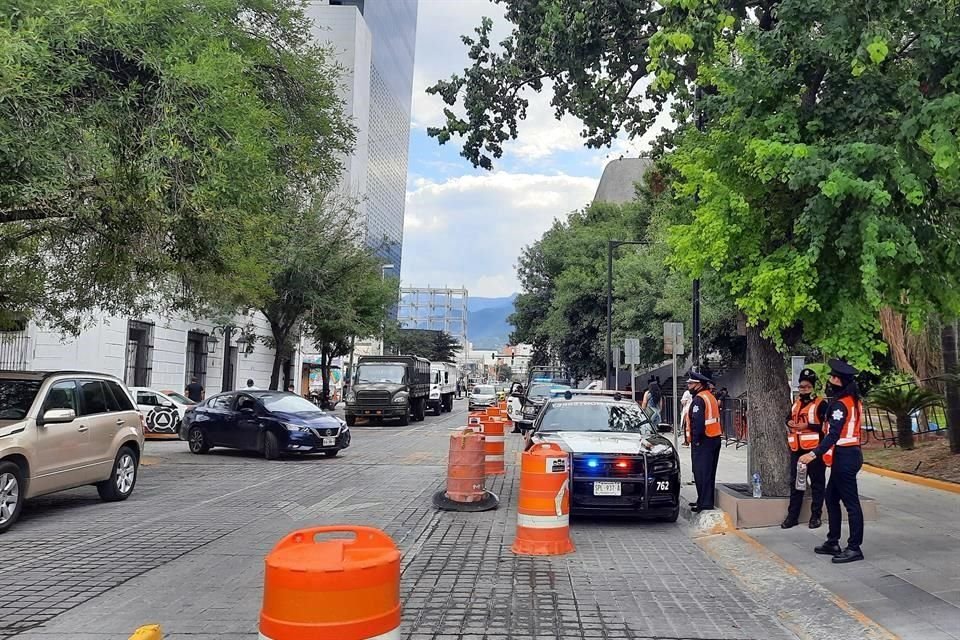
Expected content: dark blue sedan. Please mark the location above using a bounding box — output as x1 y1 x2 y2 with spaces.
181 391 350 459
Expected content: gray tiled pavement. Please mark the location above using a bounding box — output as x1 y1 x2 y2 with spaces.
3 402 798 639
688 441 960 640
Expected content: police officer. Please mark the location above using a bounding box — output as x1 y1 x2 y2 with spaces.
782 368 828 529
685 371 721 512
799 359 865 564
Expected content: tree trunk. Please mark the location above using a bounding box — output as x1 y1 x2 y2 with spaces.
941 320 960 454
269 351 283 390
895 413 915 450
746 324 792 496
320 344 332 409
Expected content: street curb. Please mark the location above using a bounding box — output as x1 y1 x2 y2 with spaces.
862 463 960 494
684 511 900 640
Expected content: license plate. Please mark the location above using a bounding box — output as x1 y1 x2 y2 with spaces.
593 481 621 496
322 437 336 447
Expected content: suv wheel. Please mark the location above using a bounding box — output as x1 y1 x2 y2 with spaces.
97 446 138 502
0 462 24 534
188 426 210 454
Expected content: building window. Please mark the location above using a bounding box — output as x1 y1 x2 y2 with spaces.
125 320 154 387
185 331 208 388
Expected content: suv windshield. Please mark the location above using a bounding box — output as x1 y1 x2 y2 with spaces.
472 385 495 395
528 383 570 400
538 401 653 434
356 364 405 384
0 379 43 421
258 393 324 414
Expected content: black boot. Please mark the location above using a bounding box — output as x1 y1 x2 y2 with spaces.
832 547 865 564
781 517 799 529
815 541 843 556
808 516 822 529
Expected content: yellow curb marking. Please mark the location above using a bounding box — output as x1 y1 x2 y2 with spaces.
862 463 960 495
129 624 162 640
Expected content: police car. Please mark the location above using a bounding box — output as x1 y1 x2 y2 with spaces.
516 380 572 433
525 391 681 521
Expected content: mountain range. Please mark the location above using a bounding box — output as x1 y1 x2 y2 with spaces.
468 294 517 350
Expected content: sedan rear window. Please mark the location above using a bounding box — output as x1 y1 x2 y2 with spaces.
472 386 495 395
0 379 42 421
538 402 653 434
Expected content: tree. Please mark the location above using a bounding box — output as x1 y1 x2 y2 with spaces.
430 1 960 493
386 329 462 363
252 195 383 390
0 0 353 332
498 364 514 382
941 321 960 454
869 383 943 450
307 268 397 406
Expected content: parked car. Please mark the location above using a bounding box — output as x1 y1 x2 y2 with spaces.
130 386 193 439
0 370 145 533
516 382 572 433
525 390 680 521
468 384 498 411
181 390 349 459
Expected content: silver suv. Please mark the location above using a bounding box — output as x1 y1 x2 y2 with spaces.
0 371 145 533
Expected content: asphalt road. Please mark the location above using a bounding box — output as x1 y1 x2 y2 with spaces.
2 399 796 639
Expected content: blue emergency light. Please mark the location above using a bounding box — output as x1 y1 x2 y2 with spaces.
587 458 599 469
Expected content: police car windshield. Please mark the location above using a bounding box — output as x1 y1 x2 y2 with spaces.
528 383 570 399
538 401 654 434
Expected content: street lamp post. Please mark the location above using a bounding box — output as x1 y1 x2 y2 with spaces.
606 240 649 390
379 264 395 356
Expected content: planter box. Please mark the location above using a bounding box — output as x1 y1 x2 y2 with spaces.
715 483 879 530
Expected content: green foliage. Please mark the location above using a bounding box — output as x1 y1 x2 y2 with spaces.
386 329 462 363
868 383 943 449
0 0 353 331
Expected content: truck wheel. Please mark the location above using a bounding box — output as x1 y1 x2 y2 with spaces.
345 415 356 427
397 408 410 426
444 395 453 412
414 398 426 422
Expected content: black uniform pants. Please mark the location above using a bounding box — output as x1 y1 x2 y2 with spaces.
787 450 826 521
826 447 864 550
691 436 722 508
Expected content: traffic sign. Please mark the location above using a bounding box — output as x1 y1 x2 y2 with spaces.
663 322 684 355
790 356 806 392
624 338 640 365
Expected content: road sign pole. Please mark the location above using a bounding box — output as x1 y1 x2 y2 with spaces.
630 362 636 403
672 350 679 449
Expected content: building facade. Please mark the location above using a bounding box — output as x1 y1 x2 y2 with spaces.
397 287 468 349
306 0 418 281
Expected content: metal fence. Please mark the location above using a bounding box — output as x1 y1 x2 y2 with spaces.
660 393 749 449
0 332 30 369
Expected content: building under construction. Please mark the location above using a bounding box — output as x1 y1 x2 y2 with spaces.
397 287 468 348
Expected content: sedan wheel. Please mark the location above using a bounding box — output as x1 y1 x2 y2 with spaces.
189 427 210 454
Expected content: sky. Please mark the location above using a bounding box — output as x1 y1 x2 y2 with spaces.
400 0 657 299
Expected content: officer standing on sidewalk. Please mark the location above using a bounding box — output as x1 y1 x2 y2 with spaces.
685 371 722 512
799 359 865 564
782 368 828 529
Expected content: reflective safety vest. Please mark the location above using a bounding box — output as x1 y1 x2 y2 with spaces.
685 390 721 441
788 397 824 452
822 395 863 466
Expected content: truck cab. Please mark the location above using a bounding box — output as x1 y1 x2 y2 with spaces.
427 362 457 415
344 355 431 426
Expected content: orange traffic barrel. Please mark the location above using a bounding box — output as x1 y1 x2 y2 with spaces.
259 526 401 640
478 417 506 476
512 442 574 556
485 406 503 419
433 429 499 512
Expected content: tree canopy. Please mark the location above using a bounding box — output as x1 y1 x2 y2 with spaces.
0 0 353 331
386 329 463 363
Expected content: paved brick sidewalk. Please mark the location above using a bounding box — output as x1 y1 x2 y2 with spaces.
5 402 795 639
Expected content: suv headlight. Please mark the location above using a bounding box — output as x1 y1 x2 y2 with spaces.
284 422 310 432
392 393 409 404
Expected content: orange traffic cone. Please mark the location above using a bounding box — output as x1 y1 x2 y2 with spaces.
433 428 499 511
259 526 401 640
512 442 574 556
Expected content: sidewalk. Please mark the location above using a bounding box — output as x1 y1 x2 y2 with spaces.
678 442 960 640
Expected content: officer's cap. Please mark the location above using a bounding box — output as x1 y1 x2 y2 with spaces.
686 371 714 386
828 358 858 380
798 368 818 384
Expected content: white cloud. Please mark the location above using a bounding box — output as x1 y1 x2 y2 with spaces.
401 172 598 297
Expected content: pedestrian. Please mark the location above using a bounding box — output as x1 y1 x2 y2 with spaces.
799 358 865 564
286 384 297 394
685 371 721 512
782 368 828 529
245 379 258 390
641 376 662 425
679 387 693 444
185 376 204 403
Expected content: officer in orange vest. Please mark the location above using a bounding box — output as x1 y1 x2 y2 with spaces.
685 371 721 512
799 359 864 564
782 368 828 530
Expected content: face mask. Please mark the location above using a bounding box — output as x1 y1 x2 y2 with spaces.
799 392 812 401
827 382 843 395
